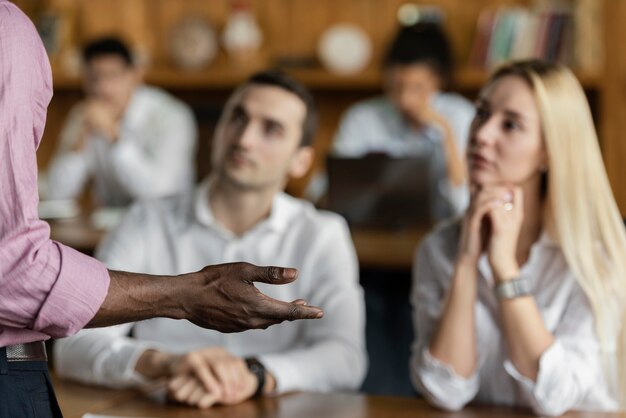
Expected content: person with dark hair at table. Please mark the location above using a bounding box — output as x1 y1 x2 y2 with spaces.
326 22 474 218
46 37 197 207
0 3 322 417
56 70 366 409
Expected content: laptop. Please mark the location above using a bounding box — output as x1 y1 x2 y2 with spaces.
326 154 433 228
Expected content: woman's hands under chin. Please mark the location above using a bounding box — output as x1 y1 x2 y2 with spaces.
458 184 523 281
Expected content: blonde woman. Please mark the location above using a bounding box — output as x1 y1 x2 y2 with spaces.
410 60 626 416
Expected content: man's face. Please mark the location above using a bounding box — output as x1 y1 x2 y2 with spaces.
83 55 140 117
385 63 441 123
212 84 311 191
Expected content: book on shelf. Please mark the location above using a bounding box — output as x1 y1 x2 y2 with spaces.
468 0 600 73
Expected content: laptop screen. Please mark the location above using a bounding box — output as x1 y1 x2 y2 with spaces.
326 154 432 228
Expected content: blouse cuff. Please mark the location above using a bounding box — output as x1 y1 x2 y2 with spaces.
414 348 480 410
503 341 571 416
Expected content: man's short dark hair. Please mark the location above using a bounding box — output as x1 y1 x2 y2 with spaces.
82 37 134 67
383 22 453 88
246 70 318 147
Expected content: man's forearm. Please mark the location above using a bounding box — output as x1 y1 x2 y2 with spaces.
86 263 323 334
87 270 184 328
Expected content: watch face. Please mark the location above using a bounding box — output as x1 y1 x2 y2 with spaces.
246 358 265 374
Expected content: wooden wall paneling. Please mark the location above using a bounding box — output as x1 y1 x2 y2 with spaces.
601 0 626 215
261 0 377 64
257 0 290 59
76 0 153 55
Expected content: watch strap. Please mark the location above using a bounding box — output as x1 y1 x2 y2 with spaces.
245 357 266 398
495 277 531 299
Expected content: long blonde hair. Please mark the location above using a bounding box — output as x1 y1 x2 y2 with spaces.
488 60 626 404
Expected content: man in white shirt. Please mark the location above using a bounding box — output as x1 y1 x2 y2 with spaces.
46 37 197 207
55 70 366 408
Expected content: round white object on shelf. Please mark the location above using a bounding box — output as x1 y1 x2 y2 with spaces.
222 12 263 54
397 4 420 26
317 23 372 75
169 17 218 70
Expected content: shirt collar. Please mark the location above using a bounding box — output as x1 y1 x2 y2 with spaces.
193 178 292 237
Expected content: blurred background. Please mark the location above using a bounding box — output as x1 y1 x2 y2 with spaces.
15 0 623 208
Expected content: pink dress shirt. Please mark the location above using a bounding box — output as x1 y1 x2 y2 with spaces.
0 0 110 346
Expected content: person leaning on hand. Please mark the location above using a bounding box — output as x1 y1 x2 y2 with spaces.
0 3 322 418
324 22 475 217
410 60 626 416
45 37 198 207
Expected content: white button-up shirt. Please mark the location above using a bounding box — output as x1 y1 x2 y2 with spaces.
54 181 366 394
46 85 197 206
411 220 618 416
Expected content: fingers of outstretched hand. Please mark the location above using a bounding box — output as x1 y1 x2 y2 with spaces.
256 296 324 323
243 264 299 285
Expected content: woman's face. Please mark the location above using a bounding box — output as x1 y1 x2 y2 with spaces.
384 63 441 122
467 75 547 188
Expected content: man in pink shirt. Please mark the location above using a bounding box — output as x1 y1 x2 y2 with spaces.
0 3 322 416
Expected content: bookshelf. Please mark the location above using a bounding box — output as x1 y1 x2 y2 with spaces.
18 0 626 212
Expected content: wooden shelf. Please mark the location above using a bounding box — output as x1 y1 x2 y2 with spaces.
52 64 600 91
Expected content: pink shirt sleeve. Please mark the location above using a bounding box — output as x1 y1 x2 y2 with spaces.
0 0 110 346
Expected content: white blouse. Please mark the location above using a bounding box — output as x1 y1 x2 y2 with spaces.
411 220 618 417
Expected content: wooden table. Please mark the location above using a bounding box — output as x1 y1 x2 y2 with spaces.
53 376 621 418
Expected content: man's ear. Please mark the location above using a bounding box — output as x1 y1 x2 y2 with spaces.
288 146 315 179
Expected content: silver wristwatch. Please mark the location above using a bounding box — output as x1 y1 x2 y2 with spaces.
495 277 531 299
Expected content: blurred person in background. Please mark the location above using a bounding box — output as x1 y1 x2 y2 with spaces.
46 37 197 207
319 22 474 219
55 71 366 409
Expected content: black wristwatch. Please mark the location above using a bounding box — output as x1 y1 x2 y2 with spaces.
245 357 266 398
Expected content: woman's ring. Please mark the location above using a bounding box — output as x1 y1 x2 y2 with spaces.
503 202 514 211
